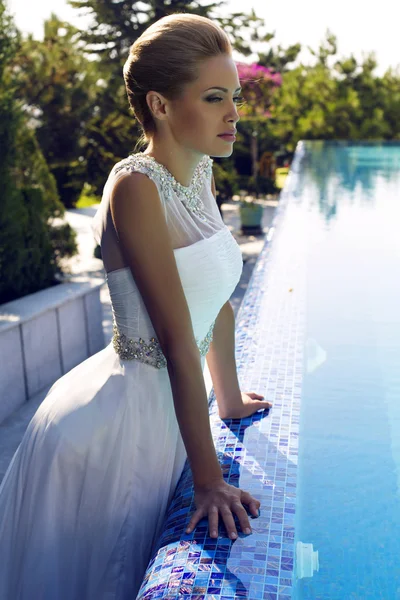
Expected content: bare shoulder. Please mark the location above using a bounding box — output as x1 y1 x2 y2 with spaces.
111 169 159 207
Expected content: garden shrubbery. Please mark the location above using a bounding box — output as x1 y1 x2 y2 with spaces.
0 0 78 303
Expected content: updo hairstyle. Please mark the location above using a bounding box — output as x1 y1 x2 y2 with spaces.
123 13 232 146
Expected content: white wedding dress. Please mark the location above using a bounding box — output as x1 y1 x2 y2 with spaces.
0 153 243 599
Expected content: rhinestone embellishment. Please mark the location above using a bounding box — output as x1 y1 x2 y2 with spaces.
114 153 213 222
112 319 216 368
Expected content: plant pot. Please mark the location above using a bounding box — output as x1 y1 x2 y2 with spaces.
239 202 263 235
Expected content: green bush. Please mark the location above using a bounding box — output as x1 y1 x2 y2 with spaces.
0 0 79 304
49 221 79 266
76 182 102 208
212 160 240 200
257 175 280 195
0 112 79 304
0 184 78 304
237 174 279 196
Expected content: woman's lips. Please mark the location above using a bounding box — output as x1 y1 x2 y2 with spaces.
217 134 236 141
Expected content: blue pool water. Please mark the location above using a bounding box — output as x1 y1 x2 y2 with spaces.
293 142 400 599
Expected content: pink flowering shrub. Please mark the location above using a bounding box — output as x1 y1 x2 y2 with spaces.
236 62 282 119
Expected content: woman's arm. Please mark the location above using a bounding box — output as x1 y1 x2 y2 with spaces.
208 172 272 420
111 172 221 486
206 300 243 419
110 172 259 537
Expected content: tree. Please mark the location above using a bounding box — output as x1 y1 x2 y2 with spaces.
0 2 78 303
68 0 267 63
11 15 102 206
267 31 400 153
236 62 282 194
257 32 301 74
334 53 394 138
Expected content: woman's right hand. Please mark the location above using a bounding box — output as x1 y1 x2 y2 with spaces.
185 479 260 539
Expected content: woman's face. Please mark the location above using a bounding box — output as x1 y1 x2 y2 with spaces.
168 54 242 158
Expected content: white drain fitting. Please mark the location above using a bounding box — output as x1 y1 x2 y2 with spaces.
296 541 319 579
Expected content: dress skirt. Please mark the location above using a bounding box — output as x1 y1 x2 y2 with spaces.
0 341 198 599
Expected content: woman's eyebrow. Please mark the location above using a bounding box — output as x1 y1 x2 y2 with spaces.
204 86 242 92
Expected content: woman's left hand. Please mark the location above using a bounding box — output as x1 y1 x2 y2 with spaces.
218 392 272 420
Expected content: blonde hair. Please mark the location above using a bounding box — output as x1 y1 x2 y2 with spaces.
123 13 232 147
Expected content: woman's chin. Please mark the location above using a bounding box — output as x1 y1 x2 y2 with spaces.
210 147 234 158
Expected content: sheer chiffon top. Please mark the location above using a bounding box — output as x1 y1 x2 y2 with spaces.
91 153 243 368
91 152 226 272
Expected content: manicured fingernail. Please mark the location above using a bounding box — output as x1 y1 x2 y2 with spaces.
245 527 251 535
230 532 237 540
211 530 217 537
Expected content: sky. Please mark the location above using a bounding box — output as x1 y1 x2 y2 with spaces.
6 0 400 77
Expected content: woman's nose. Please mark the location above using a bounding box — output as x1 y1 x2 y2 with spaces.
227 105 240 123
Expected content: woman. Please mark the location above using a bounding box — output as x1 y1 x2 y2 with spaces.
0 13 272 599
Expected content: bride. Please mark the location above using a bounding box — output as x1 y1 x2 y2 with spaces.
0 13 271 599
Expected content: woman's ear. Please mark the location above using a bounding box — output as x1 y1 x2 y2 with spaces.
146 91 168 121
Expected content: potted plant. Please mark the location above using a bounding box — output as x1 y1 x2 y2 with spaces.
239 179 264 234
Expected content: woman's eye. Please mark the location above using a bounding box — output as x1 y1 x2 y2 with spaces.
206 96 245 104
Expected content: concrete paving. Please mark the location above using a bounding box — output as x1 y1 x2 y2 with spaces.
0 197 278 483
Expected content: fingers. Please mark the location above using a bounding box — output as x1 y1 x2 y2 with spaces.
247 392 273 409
187 504 251 539
208 505 219 538
255 399 272 410
261 401 273 408
186 489 261 539
231 502 252 536
241 490 261 517
185 507 205 534
220 505 239 540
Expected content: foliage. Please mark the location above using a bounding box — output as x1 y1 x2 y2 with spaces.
67 0 268 62
11 15 102 207
258 40 302 74
245 175 279 196
0 123 79 303
268 32 400 151
212 158 240 200
235 61 282 199
236 62 282 118
76 183 101 208
0 2 77 303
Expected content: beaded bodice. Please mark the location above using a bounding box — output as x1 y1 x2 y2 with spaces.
114 153 213 222
98 153 244 369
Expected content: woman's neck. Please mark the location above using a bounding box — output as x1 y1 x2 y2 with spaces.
143 139 205 188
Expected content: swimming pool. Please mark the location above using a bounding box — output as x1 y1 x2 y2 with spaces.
293 141 400 599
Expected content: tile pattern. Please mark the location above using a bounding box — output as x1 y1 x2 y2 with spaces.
137 143 307 599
